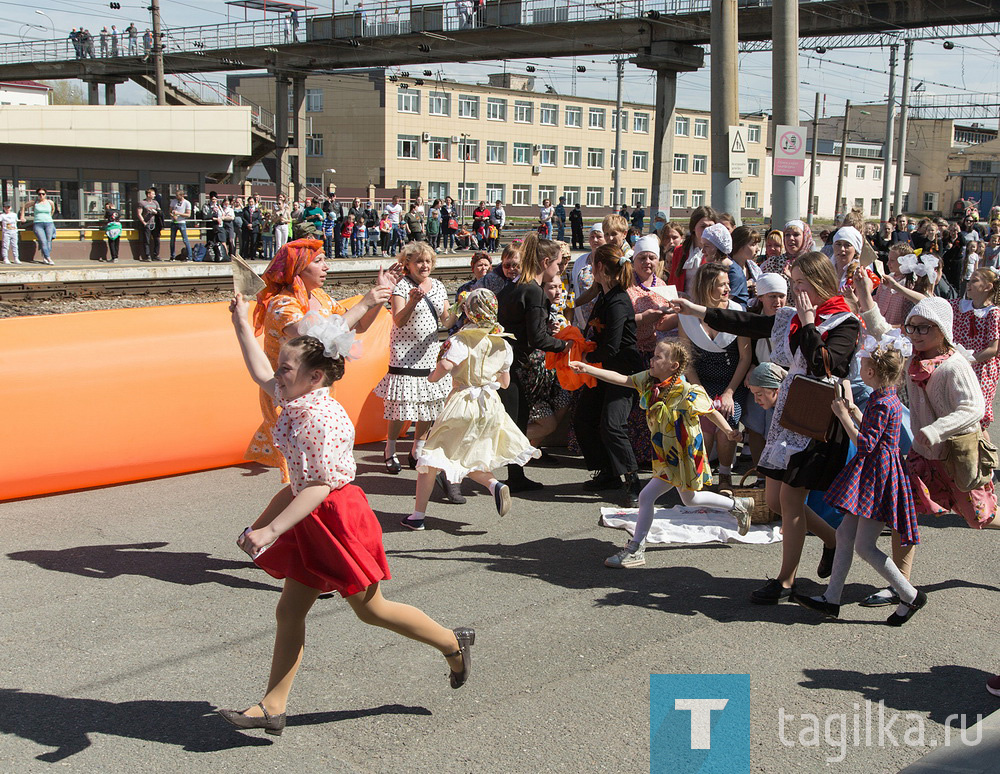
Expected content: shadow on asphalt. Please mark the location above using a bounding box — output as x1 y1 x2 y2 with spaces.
0 689 270 762
797 665 999 725
288 703 432 727
7 542 280 592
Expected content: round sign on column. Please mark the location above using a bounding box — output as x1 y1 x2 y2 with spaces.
774 125 806 176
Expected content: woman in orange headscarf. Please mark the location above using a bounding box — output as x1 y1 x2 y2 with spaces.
246 237 399 479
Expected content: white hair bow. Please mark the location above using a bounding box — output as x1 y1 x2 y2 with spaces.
860 329 913 360
898 253 939 278
300 311 361 361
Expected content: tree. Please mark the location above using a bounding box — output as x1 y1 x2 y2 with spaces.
44 80 87 105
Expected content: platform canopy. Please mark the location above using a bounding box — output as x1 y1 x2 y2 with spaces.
225 0 317 15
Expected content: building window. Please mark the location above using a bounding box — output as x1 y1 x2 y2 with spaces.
428 92 450 117
873 166 883 180
306 134 323 156
428 181 449 201
457 94 479 119
458 183 478 204
672 190 687 208
611 109 628 132
565 106 582 128
540 103 558 126
673 154 688 173
306 176 322 187
856 165 866 179
564 147 581 168
306 88 323 112
563 186 580 205
397 134 419 160
747 158 760 176
694 118 708 138
486 184 505 203
589 108 606 129
631 188 646 208
512 184 531 205
398 90 420 114
633 112 649 134
428 137 449 160
459 138 479 163
587 148 604 169
871 198 882 216
610 187 625 206
745 192 758 209
747 125 761 143
675 116 690 136
854 197 865 210
610 150 627 170
538 144 557 166
691 190 706 207
486 97 507 121
812 195 819 214
814 161 821 176
486 141 506 164
538 185 556 204
632 151 648 171
513 142 532 165
586 186 603 207
924 192 939 211
396 180 420 193
692 155 707 174
514 100 533 123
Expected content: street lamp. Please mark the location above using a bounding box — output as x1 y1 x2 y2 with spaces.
322 168 337 197
35 10 55 37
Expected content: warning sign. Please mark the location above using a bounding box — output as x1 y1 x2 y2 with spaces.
774 124 806 176
728 125 747 179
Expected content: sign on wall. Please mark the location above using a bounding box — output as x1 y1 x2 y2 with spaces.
773 125 806 176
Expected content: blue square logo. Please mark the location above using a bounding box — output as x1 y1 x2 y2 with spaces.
651 674 751 774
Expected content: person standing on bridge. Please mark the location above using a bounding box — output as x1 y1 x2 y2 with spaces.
110 25 120 56
142 28 152 57
219 293 475 736
126 23 138 55
99 28 109 57
455 0 474 29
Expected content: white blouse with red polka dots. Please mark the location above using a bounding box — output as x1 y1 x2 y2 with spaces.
272 386 356 495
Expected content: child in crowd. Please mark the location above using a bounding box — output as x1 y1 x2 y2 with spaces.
352 218 366 259
340 214 355 259
375 242 457 484
407 289 539 529
570 339 754 568
793 331 924 624
571 215 631 327
322 210 336 259
950 267 1000 427
488 223 499 253
218 294 474 736
1 202 20 264
379 212 393 257
964 241 986 294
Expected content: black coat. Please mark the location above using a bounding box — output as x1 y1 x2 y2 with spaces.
584 285 642 375
497 280 568 369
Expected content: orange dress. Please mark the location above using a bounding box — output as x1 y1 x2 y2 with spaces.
245 288 347 481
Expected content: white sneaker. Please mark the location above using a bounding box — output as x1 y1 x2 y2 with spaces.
730 496 755 536
604 543 645 568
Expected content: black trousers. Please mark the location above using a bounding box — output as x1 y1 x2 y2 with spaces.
499 368 532 482
107 236 119 261
571 227 585 250
141 227 160 259
573 381 637 476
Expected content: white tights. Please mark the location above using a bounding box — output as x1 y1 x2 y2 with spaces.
628 477 737 548
823 514 917 609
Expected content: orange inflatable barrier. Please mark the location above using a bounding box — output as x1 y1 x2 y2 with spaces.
0 298 391 501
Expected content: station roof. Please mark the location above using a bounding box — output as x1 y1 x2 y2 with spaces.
225 1 317 12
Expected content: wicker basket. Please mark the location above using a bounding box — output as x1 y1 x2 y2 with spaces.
720 468 778 524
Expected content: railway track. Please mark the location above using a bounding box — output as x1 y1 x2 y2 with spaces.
0 265 473 301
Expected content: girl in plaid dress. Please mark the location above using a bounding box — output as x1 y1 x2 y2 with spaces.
793 331 924 625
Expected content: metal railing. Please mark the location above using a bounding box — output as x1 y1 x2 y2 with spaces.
0 0 790 66
168 74 277 135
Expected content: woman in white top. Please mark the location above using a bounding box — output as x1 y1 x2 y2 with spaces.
539 199 554 239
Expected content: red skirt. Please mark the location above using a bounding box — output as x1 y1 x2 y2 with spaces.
255 484 391 597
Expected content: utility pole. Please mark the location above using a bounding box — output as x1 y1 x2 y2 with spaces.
893 38 913 216
460 132 469 226
612 56 624 207
834 100 850 223
151 0 166 105
807 91 820 225
879 44 898 223
710 0 740 221
771 0 798 227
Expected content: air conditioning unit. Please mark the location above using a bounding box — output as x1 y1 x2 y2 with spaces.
532 165 541 175
422 132 430 142
451 135 460 144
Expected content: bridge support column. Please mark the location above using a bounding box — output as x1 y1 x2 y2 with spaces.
291 76 307 199
274 74 291 202
632 43 704 227
87 81 100 105
771 0 800 227
710 0 741 223
104 83 117 105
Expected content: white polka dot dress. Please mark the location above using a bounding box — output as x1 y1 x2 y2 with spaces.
374 277 452 421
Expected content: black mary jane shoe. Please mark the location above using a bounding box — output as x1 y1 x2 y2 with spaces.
791 592 840 619
384 453 402 474
446 627 476 689
886 590 928 627
408 450 419 470
817 545 837 579
216 702 286 736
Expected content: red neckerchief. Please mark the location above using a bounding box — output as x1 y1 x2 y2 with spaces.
787 295 851 342
908 349 952 390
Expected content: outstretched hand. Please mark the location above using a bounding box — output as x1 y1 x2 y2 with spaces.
377 262 404 290
664 297 700 317
568 360 589 374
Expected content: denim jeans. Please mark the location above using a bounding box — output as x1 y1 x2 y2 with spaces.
323 234 334 259
351 236 363 257
170 220 191 259
33 221 56 260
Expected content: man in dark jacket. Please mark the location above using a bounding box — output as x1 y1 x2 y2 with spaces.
569 204 585 250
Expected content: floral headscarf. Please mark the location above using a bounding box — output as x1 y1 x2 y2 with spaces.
462 287 505 335
784 219 814 261
253 238 324 335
